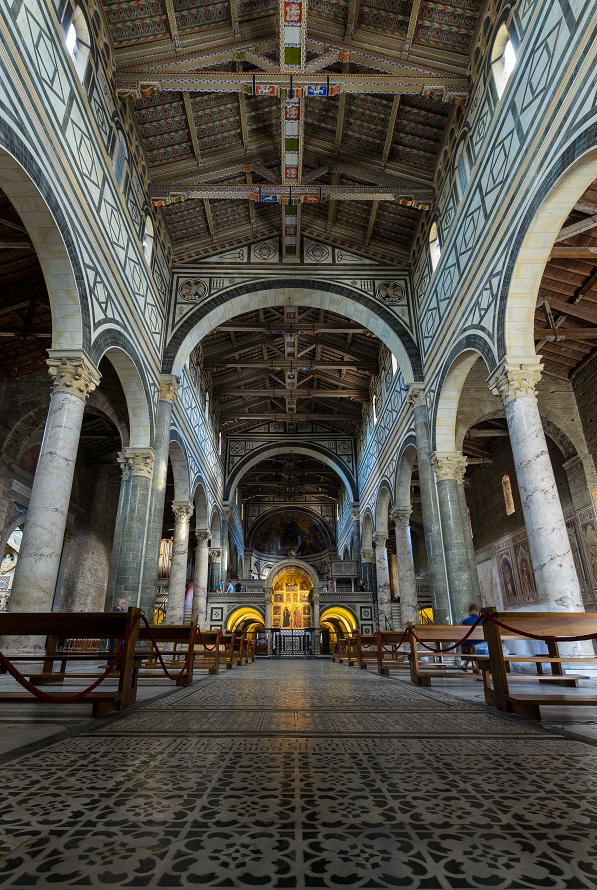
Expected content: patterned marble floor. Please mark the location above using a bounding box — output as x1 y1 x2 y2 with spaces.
1 659 596 888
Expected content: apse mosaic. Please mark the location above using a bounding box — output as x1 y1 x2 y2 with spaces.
254 513 327 557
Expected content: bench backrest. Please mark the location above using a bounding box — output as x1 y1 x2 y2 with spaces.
409 623 485 642
481 609 597 639
138 624 196 644
378 631 409 647
196 631 220 648
0 611 135 638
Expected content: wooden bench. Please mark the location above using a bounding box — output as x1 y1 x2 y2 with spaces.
135 623 196 686
376 631 411 677
220 633 244 668
194 630 221 673
402 624 487 686
0 609 141 717
356 634 379 669
334 636 352 664
481 607 597 720
244 634 256 663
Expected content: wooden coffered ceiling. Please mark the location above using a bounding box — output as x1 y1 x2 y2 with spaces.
101 0 484 263
534 178 597 380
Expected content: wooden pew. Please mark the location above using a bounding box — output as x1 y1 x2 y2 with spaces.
356 634 379 670
376 631 411 677
220 633 244 669
0 609 141 717
346 635 361 666
336 636 352 664
136 623 196 686
403 624 487 686
481 607 597 720
194 630 221 673
244 634 256 662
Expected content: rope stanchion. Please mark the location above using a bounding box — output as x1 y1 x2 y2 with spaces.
0 611 144 703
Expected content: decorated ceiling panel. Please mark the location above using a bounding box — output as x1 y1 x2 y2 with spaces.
106 0 482 263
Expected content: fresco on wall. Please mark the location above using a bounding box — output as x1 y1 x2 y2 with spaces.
497 547 519 607
580 516 597 589
514 540 538 604
271 569 312 628
476 557 502 609
566 519 592 603
254 513 327 557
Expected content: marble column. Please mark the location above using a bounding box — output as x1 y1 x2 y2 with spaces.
488 358 583 611
220 511 230 582
104 459 132 610
360 549 375 595
457 483 481 604
431 452 477 623
373 533 393 629
264 588 272 628
140 376 178 612
312 590 320 654
351 509 362 582
408 384 451 624
166 501 194 624
210 547 222 591
9 352 100 623
391 507 418 625
193 530 211 628
113 448 154 612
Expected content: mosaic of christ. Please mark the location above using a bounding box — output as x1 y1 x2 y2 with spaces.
254 513 327 557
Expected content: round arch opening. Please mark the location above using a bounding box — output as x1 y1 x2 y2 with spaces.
227 607 264 634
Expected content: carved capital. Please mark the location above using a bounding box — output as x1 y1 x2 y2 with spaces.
360 548 374 563
372 533 387 548
391 507 412 528
159 374 178 403
47 351 100 401
488 358 543 405
125 448 155 479
209 547 222 561
117 452 133 481
196 530 211 546
431 452 468 483
351 511 360 523
172 501 194 523
407 383 426 410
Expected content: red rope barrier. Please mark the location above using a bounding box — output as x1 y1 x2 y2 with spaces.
0 611 144 703
357 634 378 649
376 628 409 652
409 617 483 653
138 616 195 681
196 629 219 651
481 612 597 643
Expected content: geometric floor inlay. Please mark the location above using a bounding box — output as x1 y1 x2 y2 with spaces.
1 659 596 887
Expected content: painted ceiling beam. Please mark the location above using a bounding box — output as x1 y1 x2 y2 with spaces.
216 323 369 332
116 72 468 96
403 0 424 56
114 26 276 66
182 93 202 163
365 200 379 245
305 138 436 185
345 0 359 38
218 388 368 397
302 217 410 262
149 142 279 183
164 0 181 49
382 94 401 163
535 328 597 340
204 360 378 370
539 297 597 325
153 184 432 203
229 0 241 37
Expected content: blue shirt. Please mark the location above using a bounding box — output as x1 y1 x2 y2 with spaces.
460 614 488 655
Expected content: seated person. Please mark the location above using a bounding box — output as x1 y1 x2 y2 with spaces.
460 603 488 673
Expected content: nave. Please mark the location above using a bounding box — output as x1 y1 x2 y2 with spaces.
1 661 596 888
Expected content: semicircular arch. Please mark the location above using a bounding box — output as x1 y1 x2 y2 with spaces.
264 558 320 590
224 442 357 502
320 605 358 633
164 280 422 383
247 505 335 553
433 340 493 453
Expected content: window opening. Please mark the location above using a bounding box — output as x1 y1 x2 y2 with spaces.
142 215 154 264
372 394 378 425
391 354 397 376
502 474 515 516
429 222 441 271
64 7 90 82
458 155 467 195
491 25 516 99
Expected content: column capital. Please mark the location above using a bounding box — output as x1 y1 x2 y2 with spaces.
360 548 374 563
47 350 101 401
120 448 155 479
117 453 133 481
487 357 543 405
159 374 179 403
372 533 387 547
209 547 222 561
351 510 360 523
407 383 426 409
431 452 468 483
390 507 412 528
172 501 194 522
196 529 211 546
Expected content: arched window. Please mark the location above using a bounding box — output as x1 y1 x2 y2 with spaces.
455 145 468 198
391 354 397 376
114 131 127 188
142 215 154 264
502 474 515 516
64 6 90 82
491 24 516 99
429 221 441 270
372 394 378 425
218 430 222 455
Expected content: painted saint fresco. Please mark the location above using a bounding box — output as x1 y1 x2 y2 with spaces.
497 548 518 607
254 513 327 557
580 518 597 588
514 540 538 603
271 570 312 628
